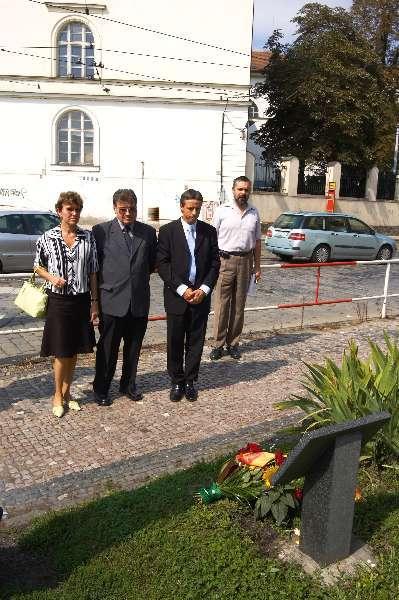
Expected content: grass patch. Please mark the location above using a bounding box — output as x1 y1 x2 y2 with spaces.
2 460 398 599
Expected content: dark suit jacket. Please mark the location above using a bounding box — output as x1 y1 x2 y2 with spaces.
93 218 157 318
157 219 220 315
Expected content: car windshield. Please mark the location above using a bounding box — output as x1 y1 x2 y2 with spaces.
274 214 303 229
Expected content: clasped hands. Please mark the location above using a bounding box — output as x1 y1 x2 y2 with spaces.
183 288 205 304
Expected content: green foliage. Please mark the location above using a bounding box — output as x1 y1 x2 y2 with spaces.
351 0 399 66
275 332 399 464
255 484 300 525
253 3 398 169
218 465 265 502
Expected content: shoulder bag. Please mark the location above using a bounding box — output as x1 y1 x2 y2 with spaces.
14 272 48 318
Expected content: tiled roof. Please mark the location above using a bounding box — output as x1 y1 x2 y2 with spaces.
251 50 270 73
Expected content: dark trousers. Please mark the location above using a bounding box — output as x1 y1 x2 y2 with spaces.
93 311 148 395
167 306 208 384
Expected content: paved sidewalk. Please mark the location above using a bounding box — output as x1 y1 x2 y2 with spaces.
0 317 397 525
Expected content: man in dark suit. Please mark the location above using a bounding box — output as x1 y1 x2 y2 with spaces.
92 189 157 406
157 189 220 402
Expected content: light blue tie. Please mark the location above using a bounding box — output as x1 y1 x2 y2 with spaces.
187 224 196 284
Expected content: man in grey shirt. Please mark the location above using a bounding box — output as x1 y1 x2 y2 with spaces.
210 176 261 360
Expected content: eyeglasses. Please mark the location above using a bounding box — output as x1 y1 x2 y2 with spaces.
116 206 136 214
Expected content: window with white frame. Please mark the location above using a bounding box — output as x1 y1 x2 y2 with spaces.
57 110 94 165
57 22 95 78
248 100 259 120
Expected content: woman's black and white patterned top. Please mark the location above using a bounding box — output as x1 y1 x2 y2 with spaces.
34 226 99 295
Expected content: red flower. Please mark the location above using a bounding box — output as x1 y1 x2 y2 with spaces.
294 488 303 501
238 442 263 454
274 450 286 466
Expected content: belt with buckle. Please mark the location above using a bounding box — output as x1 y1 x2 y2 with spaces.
219 250 252 259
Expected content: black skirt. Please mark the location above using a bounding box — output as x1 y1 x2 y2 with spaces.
40 291 96 358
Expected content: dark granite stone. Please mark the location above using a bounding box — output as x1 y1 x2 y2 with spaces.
272 412 391 566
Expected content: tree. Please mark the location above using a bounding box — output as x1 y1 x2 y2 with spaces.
351 0 399 66
252 3 398 169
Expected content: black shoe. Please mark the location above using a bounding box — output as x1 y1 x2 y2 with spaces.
119 385 143 401
170 383 184 402
228 346 241 360
210 347 224 361
94 392 112 406
185 381 198 402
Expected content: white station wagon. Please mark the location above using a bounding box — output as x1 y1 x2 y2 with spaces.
266 212 396 262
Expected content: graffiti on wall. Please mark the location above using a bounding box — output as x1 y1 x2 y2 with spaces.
0 187 27 200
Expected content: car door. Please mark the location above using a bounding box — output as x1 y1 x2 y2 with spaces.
347 217 378 259
325 216 352 259
24 213 60 260
0 213 33 272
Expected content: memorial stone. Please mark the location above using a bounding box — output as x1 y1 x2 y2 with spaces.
272 412 391 566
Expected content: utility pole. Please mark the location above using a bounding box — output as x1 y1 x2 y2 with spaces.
394 126 399 201
140 160 145 220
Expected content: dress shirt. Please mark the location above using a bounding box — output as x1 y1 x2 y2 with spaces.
176 218 210 298
213 203 261 252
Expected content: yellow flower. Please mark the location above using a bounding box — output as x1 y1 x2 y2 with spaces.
263 465 279 488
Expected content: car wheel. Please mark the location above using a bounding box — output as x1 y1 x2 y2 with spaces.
0 259 3 274
311 244 330 263
376 245 393 261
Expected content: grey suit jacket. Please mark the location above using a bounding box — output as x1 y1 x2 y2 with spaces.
93 218 157 318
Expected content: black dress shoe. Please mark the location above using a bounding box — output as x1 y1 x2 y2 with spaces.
185 381 198 402
228 346 241 360
120 386 143 401
170 383 184 402
94 392 112 406
210 347 224 361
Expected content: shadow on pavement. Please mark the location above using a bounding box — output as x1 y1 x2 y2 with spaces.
0 331 316 411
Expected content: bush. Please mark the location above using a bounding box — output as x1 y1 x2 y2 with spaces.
275 332 399 465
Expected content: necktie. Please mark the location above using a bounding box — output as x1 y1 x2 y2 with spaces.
187 224 196 284
123 225 132 253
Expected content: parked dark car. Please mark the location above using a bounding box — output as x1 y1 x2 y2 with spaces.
266 212 396 262
0 210 59 272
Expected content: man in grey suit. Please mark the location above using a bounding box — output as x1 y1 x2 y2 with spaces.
92 189 157 406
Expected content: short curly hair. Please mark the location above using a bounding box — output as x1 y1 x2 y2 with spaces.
55 191 83 213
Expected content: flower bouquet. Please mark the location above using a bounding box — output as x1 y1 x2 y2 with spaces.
198 442 303 525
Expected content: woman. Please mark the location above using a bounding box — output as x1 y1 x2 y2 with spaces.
34 191 99 417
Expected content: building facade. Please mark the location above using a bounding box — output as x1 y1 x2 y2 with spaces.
0 0 253 221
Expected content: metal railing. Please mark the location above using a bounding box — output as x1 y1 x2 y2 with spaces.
297 174 326 196
1 259 398 336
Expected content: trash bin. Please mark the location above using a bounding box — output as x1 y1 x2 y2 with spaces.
147 207 159 221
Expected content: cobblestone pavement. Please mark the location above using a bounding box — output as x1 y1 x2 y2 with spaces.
1 317 398 525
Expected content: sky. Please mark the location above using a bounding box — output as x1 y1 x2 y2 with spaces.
253 0 353 49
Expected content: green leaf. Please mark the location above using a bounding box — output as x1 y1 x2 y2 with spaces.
281 493 296 509
271 501 289 525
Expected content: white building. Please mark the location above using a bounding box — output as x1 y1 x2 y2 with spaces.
0 0 253 221
245 50 275 190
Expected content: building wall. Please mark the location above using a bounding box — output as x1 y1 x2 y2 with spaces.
0 97 247 220
246 72 268 163
1 0 253 85
0 0 253 219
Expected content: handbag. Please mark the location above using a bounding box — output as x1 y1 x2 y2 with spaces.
14 272 48 318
